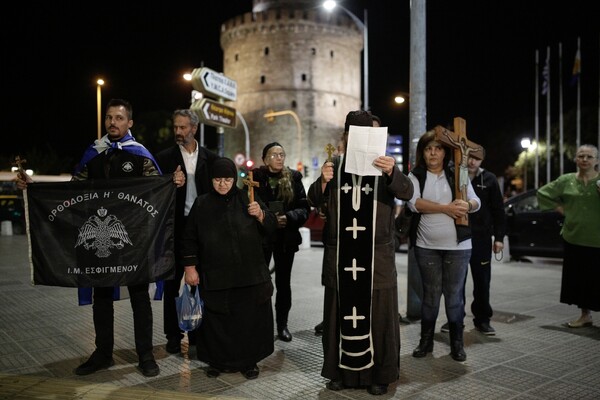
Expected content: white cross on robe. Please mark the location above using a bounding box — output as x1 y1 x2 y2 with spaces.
344 258 366 281
345 218 366 239
344 306 366 329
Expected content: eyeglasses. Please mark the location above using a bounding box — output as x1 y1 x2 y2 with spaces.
576 155 596 160
213 178 234 184
268 153 286 159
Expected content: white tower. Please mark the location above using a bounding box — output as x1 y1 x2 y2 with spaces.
220 0 362 181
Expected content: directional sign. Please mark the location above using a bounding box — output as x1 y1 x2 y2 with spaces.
191 98 237 129
191 67 237 101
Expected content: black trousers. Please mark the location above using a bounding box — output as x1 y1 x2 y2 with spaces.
468 235 493 325
92 283 154 362
264 245 296 329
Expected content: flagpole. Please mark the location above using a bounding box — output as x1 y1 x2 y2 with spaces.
576 37 581 149
535 50 540 189
559 42 564 175
546 46 551 184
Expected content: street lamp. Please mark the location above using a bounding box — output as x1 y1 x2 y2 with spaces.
96 79 104 140
521 138 531 192
323 1 368 111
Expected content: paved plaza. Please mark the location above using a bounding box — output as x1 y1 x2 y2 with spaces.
0 234 599 399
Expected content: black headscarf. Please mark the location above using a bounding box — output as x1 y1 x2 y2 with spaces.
262 142 283 160
211 157 237 179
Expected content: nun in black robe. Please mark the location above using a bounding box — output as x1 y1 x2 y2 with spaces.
180 157 277 379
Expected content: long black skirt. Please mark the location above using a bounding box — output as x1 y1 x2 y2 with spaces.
560 240 600 311
196 281 274 370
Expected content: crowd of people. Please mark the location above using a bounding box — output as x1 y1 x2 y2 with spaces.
14 100 598 395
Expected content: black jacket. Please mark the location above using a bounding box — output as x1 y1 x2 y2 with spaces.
155 145 219 238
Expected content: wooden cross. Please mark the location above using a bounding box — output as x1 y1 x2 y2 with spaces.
242 170 259 203
325 143 336 162
434 117 483 226
12 155 27 174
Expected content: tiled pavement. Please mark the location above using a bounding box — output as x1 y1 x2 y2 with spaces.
0 234 599 399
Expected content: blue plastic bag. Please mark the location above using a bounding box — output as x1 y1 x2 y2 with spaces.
175 284 204 331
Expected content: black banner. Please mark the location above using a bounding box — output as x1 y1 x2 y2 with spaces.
24 176 176 287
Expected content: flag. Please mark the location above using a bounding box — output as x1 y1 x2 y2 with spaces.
24 175 176 288
570 48 581 86
541 51 550 96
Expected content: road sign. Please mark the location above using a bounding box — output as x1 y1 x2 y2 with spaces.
191 67 237 101
191 98 237 129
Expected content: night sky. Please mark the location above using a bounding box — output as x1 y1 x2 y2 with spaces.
3 0 598 177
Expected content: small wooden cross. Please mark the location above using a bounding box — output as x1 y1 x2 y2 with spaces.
325 143 335 162
434 117 483 226
242 170 259 203
12 155 27 174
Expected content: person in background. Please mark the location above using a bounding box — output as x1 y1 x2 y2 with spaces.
440 149 506 335
250 142 310 342
16 98 186 377
407 130 480 362
181 157 277 380
308 110 414 396
155 109 219 355
537 144 600 328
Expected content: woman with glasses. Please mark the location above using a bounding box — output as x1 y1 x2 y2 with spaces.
537 144 600 328
180 157 278 380
249 142 310 342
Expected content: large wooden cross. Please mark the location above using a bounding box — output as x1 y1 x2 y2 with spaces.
242 170 259 202
434 117 483 226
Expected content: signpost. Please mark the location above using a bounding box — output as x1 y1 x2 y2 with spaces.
191 67 237 101
189 66 238 156
191 98 237 129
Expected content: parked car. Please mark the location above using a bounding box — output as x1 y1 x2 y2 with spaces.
504 189 564 260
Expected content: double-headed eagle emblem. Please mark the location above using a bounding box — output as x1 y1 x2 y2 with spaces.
75 207 132 258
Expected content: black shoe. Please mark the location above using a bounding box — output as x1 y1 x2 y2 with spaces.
74 355 114 376
326 380 344 391
398 313 411 325
278 327 292 342
242 365 259 380
367 383 388 395
475 322 496 335
314 321 323 335
139 359 160 377
166 338 181 354
206 366 221 378
412 340 433 358
440 322 449 333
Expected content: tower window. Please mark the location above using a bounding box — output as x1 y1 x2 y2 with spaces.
264 47 269 56
261 75 266 84
311 48 316 55
301 73 307 82
235 54 239 61
291 100 297 108
330 50 334 58
333 100 337 107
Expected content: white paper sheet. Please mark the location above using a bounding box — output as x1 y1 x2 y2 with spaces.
344 125 388 176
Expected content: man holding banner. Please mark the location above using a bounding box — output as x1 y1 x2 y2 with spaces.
16 98 185 378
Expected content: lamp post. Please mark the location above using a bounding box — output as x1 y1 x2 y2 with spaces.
521 138 531 192
96 79 104 140
323 1 368 111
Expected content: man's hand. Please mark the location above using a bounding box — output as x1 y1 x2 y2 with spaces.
373 155 396 176
173 165 186 188
321 161 334 183
14 171 33 190
184 266 199 286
